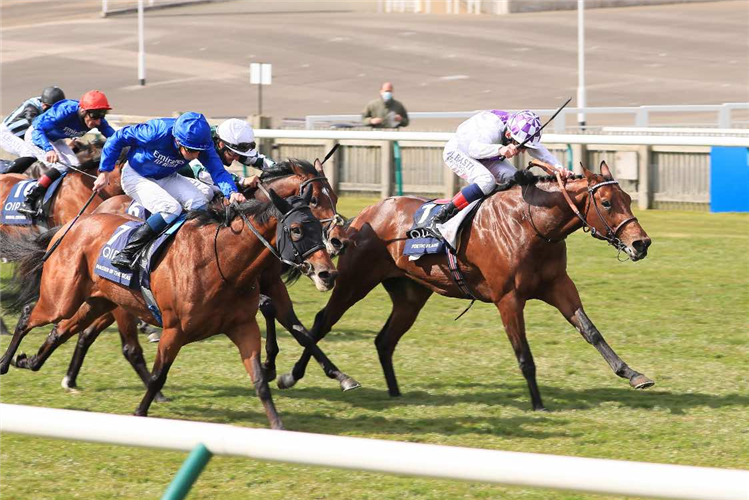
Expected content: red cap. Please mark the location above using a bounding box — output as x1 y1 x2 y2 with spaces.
79 90 112 111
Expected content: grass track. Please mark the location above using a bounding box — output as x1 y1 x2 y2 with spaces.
1 196 747 500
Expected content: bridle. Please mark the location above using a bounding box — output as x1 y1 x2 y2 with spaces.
526 161 638 255
260 174 346 244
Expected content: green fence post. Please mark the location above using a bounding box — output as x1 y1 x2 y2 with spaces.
566 144 574 171
161 443 213 500
393 141 403 196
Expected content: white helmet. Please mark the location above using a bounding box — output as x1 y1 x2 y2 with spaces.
216 118 256 156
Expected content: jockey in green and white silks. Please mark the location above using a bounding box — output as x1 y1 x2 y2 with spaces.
94 112 246 269
178 118 275 191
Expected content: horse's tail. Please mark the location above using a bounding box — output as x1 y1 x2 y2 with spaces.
0 227 61 314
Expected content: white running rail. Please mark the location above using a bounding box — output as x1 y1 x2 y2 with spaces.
2 404 748 500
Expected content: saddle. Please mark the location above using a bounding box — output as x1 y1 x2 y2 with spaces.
0 174 67 226
94 215 187 325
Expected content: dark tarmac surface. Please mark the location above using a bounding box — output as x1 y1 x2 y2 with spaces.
1 0 747 128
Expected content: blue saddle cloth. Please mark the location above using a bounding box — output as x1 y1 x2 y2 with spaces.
94 214 187 325
403 200 448 257
0 174 67 226
126 200 150 220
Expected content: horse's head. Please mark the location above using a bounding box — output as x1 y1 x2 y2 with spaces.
582 161 651 261
268 187 338 291
258 158 349 256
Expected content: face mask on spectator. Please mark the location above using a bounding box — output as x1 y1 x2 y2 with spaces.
381 91 393 102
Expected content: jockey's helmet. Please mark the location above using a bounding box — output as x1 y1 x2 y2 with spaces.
216 119 256 156
79 90 112 110
173 112 213 151
41 86 66 106
507 110 542 149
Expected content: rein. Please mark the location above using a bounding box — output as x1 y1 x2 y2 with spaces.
527 161 638 254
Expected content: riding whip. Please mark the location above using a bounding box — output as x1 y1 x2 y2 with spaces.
321 143 339 165
41 190 98 262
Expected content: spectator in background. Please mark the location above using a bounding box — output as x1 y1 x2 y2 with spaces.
362 82 409 129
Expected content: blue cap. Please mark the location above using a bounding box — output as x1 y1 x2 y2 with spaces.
173 112 213 150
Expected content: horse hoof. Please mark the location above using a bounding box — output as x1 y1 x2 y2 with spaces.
534 406 549 412
11 352 27 368
61 376 79 391
263 367 277 381
631 374 655 390
340 377 361 392
147 332 160 343
155 392 170 403
277 373 297 390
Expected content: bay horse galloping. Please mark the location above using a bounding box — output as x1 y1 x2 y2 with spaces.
8 159 355 396
280 161 654 411
0 189 344 429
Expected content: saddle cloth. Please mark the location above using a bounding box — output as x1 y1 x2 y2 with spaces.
94 214 187 325
0 174 67 226
403 199 481 259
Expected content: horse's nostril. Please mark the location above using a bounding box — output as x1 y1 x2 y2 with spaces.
318 270 338 284
632 240 650 255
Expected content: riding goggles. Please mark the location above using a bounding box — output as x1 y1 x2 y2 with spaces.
224 141 256 155
87 110 108 120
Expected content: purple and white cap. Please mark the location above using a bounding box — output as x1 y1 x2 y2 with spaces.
507 110 542 149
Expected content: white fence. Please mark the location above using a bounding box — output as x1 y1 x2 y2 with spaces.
305 103 749 130
2 404 748 500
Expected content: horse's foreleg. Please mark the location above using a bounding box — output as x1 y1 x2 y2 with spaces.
112 309 167 403
226 319 284 430
263 276 359 391
496 291 546 411
376 278 433 397
258 294 279 380
135 327 182 417
281 258 384 390
63 314 113 390
539 274 654 390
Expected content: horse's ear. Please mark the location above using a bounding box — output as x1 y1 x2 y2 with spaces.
600 161 614 180
302 182 313 205
581 162 596 183
314 158 324 175
268 188 291 214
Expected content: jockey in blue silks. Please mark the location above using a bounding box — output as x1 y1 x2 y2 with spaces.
17 90 115 215
94 111 246 269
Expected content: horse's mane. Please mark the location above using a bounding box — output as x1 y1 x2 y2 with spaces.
186 199 279 227
260 159 317 182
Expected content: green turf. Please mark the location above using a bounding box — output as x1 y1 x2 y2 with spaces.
1 197 747 500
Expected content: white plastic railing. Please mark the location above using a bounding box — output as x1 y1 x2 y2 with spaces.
254 129 749 147
305 103 749 130
2 404 748 500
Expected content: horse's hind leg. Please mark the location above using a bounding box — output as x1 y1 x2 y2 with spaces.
13 298 116 372
135 327 182 417
226 318 284 430
63 314 114 390
0 304 35 374
538 273 654 389
111 308 167 402
496 291 546 411
376 278 433 397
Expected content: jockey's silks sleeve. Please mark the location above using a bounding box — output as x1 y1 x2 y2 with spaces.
198 147 240 197
32 99 115 152
100 117 239 196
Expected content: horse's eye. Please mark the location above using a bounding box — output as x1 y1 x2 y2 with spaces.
602 199 612 209
291 226 302 235
310 196 318 206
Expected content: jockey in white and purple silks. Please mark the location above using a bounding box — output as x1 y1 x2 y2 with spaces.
432 109 571 226
93 111 246 269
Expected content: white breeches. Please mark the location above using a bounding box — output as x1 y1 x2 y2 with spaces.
121 163 214 219
0 123 28 157
443 139 517 195
22 127 79 173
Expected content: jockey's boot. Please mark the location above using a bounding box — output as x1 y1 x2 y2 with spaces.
17 183 47 216
111 223 158 269
431 202 459 229
6 156 37 175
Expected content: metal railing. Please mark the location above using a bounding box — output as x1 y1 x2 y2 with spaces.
305 103 749 130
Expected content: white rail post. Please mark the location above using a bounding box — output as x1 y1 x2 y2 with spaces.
577 0 586 127
138 0 146 86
